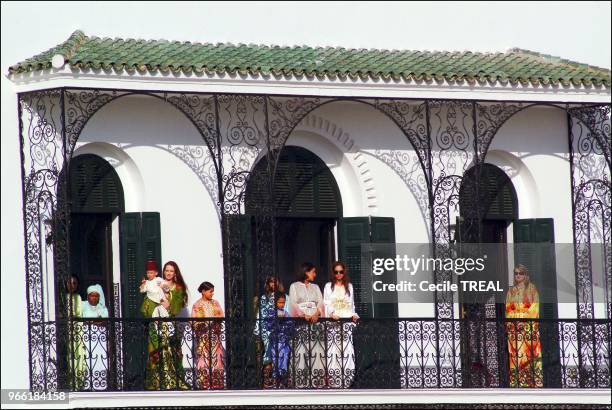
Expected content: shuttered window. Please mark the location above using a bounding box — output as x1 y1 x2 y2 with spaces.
338 216 401 388
246 147 342 218
460 163 518 221
338 217 397 319
69 154 124 213
513 218 561 387
119 212 162 318
119 212 162 390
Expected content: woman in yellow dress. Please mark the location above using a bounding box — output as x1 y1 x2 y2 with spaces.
505 264 543 387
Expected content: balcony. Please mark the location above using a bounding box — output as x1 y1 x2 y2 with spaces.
32 317 610 392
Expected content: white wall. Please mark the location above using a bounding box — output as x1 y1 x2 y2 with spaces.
0 89 603 391
489 106 573 241
1 74 29 390
487 105 578 318
1 2 609 398
78 95 224 311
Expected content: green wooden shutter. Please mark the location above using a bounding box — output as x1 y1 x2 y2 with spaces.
371 217 398 318
141 212 162 274
246 147 342 218
119 212 162 390
292 155 315 214
119 213 143 318
338 217 370 316
69 154 124 213
513 219 558 318
225 215 255 319
460 164 518 222
119 212 163 317
338 216 398 318
338 216 401 388
513 218 561 387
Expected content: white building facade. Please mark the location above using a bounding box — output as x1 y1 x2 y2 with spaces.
3 31 611 407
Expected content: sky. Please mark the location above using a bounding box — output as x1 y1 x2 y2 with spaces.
1 1 611 71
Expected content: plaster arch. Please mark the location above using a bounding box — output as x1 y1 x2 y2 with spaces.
72 142 145 212
292 112 381 215
479 102 610 170
284 130 365 217
485 149 540 220
75 94 220 214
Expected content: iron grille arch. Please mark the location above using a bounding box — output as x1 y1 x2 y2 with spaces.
16 86 611 391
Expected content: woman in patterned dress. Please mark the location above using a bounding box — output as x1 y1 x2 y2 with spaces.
64 275 86 390
505 264 543 388
192 281 225 389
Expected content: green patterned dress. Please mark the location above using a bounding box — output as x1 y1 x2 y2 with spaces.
144 285 188 390
66 293 86 390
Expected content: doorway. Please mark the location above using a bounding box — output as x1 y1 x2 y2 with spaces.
245 146 343 298
69 213 114 310
68 153 124 314
227 146 343 388
458 163 518 388
275 217 336 288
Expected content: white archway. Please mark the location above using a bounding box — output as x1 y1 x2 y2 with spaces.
73 142 145 213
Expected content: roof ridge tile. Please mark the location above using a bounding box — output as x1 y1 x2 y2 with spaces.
8 31 611 89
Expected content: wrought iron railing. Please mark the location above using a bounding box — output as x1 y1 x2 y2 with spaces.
32 317 610 391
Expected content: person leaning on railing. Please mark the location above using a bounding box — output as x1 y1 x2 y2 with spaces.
253 276 290 387
81 284 109 391
288 262 325 388
505 264 543 388
323 261 359 388
255 291 295 388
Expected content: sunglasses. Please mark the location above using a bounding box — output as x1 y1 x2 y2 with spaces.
514 272 525 276
334 270 345 274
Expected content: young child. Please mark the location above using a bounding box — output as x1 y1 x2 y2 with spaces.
267 292 294 387
140 260 168 317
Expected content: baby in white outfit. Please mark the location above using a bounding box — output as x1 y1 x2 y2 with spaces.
140 276 167 304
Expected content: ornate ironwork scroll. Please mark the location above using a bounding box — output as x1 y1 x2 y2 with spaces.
429 100 476 316
165 145 220 218
367 100 431 237
18 84 610 393
372 100 431 186
427 100 475 388
217 94 268 325
568 104 611 389
266 96 326 161
474 102 526 164
162 92 221 214
371 149 430 235
64 90 127 158
19 90 65 391
426 100 526 387
568 105 611 320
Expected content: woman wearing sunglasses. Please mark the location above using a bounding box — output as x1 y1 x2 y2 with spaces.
505 264 542 388
323 261 359 388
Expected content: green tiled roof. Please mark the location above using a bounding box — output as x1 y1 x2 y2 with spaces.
9 30 611 88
